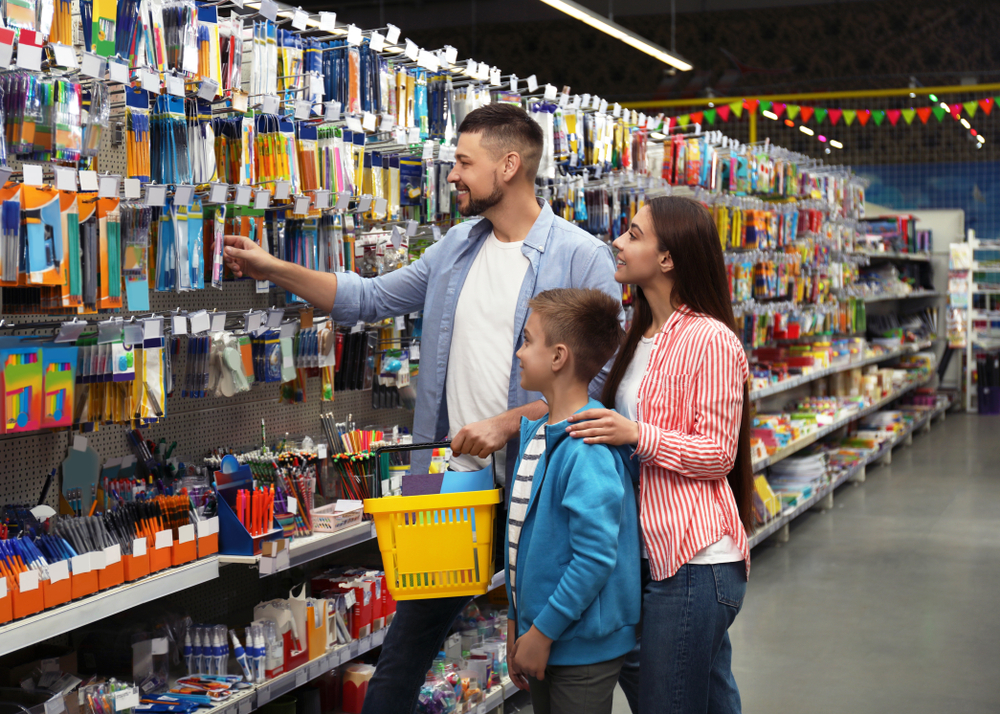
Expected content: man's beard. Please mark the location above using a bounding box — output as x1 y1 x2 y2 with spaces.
458 172 504 217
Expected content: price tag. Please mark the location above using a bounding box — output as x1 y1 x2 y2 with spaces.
0 577 6 600
52 43 78 69
346 24 362 46
174 184 195 206
124 178 141 199
166 74 184 97
210 312 226 333
319 11 337 32
155 529 172 550
171 315 188 335
257 687 271 707
431 225 442 242
314 189 331 208
189 310 210 333
292 8 309 30
267 308 285 327
43 697 65 714
198 79 219 101
404 38 419 61
346 115 363 133
476 704 486 714
370 31 385 52
325 101 342 122
16 42 42 71
104 543 122 565
390 226 403 249
254 190 271 209
231 90 249 113
245 312 264 334
133 537 147 557
295 99 311 120
612 102 622 118
362 112 377 132
73 434 87 453
421 141 435 161
386 23 401 44
178 524 195 544
491 67 502 86
334 192 351 210
373 197 387 216
90 550 106 570
140 68 160 93
294 196 310 215
261 94 279 115
209 183 229 204
146 184 167 206
273 180 291 201
571 94 581 109
351 321 364 334
235 185 253 206
287 496 298 515
49 560 69 583
99 175 120 198
526 74 538 92
295 669 307 687
259 0 278 21
317 444 328 459
357 195 373 213
599 98 608 113
23 164 44 186
81 52 104 79
510 75 518 92
71 553 92 575
408 127 421 144
152 638 168 655
380 113 394 131
107 58 130 85
349 641 359 657
114 689 139 712
445 45 458 64
394 315 405 330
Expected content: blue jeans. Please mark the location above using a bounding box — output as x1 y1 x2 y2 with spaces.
618 560 746 714
361 595 472 714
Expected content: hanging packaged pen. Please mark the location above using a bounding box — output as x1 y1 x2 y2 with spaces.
197 5 222 91
81 81 108 159
211 204 225 289
92 0 117 56
125 87 151 183
296 124 319 193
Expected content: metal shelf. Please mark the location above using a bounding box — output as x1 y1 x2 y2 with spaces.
750 340 934 401
862 290 944 304
859 251 932 263
218 522 377 570
0 557 220 658
749 397 950 548
752 374 933 473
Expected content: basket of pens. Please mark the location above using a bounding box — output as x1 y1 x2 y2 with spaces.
363 442 501 601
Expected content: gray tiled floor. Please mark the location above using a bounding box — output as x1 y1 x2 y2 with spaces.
594 412 1000 714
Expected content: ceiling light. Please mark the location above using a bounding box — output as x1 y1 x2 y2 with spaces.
818 135 827 142
978 135 986 144
928 94 938 102
538 0 692 71
784 119 795 127
800 125 814 136
763 110 778 120
961 118 971 129
830 140 843 149
940 102 950 111
909 92 916 98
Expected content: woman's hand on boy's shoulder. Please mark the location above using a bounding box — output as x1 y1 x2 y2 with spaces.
565 408 640 446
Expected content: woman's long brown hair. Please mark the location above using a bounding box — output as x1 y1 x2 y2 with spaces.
602 196 756 532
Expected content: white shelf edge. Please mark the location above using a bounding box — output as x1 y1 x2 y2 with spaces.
0 557 220 658
218 522 377 570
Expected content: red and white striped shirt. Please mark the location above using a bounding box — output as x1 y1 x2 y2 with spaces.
634 304 751 581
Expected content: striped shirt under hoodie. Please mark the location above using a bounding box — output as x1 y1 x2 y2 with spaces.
507 424 546 608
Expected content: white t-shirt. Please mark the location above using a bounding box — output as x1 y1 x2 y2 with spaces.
616 332 743 565
447 231 530 472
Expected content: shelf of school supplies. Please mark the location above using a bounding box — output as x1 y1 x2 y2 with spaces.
749 340 935 401
858 251 932 263
218 522 376 570
0 556 219 658
861 290 945 304
748 395 951 548
751 373 934 474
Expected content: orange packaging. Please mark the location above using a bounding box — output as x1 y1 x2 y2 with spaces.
172 525 197 567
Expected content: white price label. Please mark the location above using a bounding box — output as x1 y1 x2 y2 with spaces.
259 0 278 21
23 164 43 186
43 697 65 714
395 315 405 330
510 75 518 92
314 189 331 208
404 38 419 61
363 112 377 132
209 183 229 204
292 8 308 30
18 570 38 592
295 99 311 120
210 312 226 333
317 444 328 459
346 24 362 46
274 181 291 200
166 74 185 97
104 544 122 565
174 184 195 206
235 185 253 206
155 530 172 550
49 560 69 583
526 74 538 92
124 178 141 199
334 192 351 210
99 175 120 198
373 197 387 216
199 79 219 101
73 435 88 451
386 23 401 44
369 31 385 52
108 59 130 85
261 95 279 115
71 553 91 575
16 43 42 71
294 196 311 215
140 69 160 93
133 537 147 557
189 310 210 333
146 184 167 206
254 190 271 209
178 524 195 544
90 550 106 570
319 11 337 32
81 52 104 79
114 689 139 712
325 101 342 122
52 43 78 69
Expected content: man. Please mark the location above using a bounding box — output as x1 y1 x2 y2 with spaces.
224 102 620 714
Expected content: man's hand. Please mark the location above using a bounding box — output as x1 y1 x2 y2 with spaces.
513 625 552 682
507 620 529 691
451 413 514 459
224 234 276 281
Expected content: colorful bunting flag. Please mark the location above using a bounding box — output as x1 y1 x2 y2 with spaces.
828 108 842 125
886 109 900 126
704 109 716 125
950 104 962 119
857 109 872 126
677 114 690 127
800 106 814 123
717 104 731 122
786 104 800 120
760 100 772 113
872 110 885 126
901 108 916 125
843 109 857 126
980 98 994 115
743 99 758 114
730 102 743 118
813 107 827 124
964 101 978 118
690 111 704 125
931 105 946 122
916 107 932 124
772 102 786 118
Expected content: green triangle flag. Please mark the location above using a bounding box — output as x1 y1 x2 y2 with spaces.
730 101 743 118
677 114 690 127
931 105 946 122
901 108 916 124
813 107 827 124
964 101 978 118
705 108 717 125
787 105 800 120
843 109 857 126
872 110 886 126
760 100 772 113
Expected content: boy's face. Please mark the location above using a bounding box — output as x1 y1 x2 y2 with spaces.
516 312 557 392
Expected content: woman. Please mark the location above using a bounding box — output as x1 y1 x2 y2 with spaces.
566 196 755 714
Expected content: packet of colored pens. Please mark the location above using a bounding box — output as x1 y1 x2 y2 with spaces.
82 81 109 159
81 680 140 714
151 94 190 185
126 88 151 183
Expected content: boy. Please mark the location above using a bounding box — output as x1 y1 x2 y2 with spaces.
506 288 640 714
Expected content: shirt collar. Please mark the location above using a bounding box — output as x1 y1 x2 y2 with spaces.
466 198 553 253
657 304 691 336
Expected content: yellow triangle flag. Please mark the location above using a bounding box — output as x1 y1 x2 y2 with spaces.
901 108 916 125
730 102 743 118
964 101 978 118
677 114 690 127
786 105 800 120
843 109 857 126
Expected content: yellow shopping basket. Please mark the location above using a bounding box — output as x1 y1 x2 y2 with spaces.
364 442 502 601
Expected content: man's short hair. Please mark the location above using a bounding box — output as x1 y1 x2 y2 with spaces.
528 288 624 383
458 104 544 184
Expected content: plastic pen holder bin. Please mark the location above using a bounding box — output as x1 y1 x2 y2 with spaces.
364 441 501 601
42 576 71 610
216 488 282 556
13 585 43 619
99 559 125 590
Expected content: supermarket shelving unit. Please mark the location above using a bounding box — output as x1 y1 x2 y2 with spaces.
964 234 1000 412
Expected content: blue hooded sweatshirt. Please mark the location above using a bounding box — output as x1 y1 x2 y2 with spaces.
504 399 641 666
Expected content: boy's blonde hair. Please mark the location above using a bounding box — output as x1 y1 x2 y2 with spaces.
528 288 624 383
